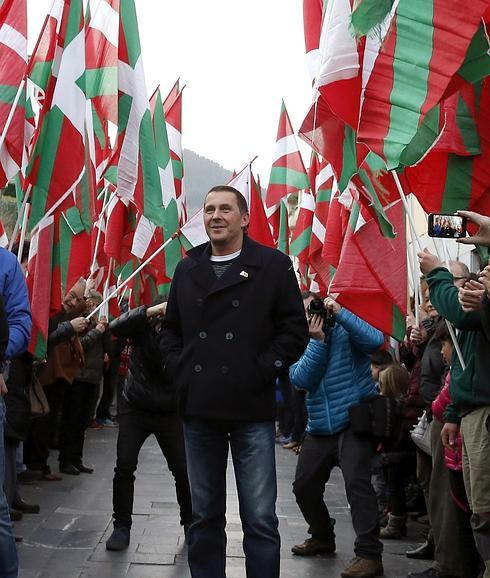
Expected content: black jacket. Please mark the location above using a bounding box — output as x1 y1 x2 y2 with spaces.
110 306 176 414
161 236 309 421
4 352 32 441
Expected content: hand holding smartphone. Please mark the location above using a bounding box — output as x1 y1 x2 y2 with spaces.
428 213 467 239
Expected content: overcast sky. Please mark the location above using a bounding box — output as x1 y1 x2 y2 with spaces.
27 0 313 187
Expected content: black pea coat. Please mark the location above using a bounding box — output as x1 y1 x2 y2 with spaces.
162 235 309 421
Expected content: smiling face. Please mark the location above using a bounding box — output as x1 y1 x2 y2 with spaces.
203 190 250 255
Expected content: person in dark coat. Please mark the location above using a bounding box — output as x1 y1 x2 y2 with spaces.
58 290 113 475
105 300 192 551
161 186 309 578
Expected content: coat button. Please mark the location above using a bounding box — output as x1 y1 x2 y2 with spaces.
194 364 203 373
232 299 240 307
221 365 230 374
199 331 207 339
225 332 234 340
274 360 283 368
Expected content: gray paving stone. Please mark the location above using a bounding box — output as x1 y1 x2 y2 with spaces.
16 427 432 577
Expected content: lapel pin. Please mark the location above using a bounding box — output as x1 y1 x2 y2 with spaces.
240 270 249 278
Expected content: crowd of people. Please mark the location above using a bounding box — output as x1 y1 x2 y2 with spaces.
1 193 490 578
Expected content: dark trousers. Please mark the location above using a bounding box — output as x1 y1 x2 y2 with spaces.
448 469 482 578
293 427 382 560
24 379 66 474
291 389 307 444
430 419 464 575
184 418 280 578
3 440 17 507
113 409 192 529
59 380 98 467
96 369 116 421
383 452 416 517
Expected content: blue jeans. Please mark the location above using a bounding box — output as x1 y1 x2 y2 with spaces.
184 418 280 578
0 397 18 577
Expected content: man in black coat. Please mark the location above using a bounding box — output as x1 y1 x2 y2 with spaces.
104 301 192 551
162 185 309 578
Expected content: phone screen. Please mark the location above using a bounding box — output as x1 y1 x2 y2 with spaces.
428 213 467 239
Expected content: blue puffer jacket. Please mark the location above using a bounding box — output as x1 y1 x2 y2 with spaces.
289 308 383 436
0 248 31 359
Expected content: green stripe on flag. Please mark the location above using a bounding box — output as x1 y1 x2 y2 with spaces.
64 0 83 47
392 304 406 341
384 0 435 169
457 95 480 155
0 85 20 105
118 93 133 135
269 166 310 189
338 125 358 191
277 201 290 255
290 226 312 257
399 105 441 167
28 107 65 230
458 24 490 85
120 0 142 68
171 159 183 180
351 0 394 36
29 62 53 91
85 67 118 98
441 156 473 213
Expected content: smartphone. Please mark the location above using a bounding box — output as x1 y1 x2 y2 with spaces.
428 213 467 239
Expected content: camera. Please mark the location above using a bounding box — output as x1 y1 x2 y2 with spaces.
307 297 335 328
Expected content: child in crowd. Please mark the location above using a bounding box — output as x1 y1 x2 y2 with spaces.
377 363 414 539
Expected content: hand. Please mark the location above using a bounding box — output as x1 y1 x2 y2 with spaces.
458 280 485 312
418 248 442 275
308 314 325 342
441 422 460 450
409 325 427 346
70 317 89 334
406 313 416 332
324 296 341 315
456 210 490 247
479 261 490 296
96 316 108 333
0 374 7 396
147 302 167 318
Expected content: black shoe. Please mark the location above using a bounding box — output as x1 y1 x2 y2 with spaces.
75 463 94 474
13 497 40 514
407 569 459 578
14 534 23 543
106 526 130 551
406 540 434 560
60 463 80 476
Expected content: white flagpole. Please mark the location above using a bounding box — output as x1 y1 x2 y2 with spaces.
87 232 180 320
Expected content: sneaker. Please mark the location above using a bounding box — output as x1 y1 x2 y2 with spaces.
341 557 384 578
106 526 130 551
291 537 336 556
406 539 434 560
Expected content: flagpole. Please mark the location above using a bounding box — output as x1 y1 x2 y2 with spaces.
410 195 421 326
0 78 25 153
17 202 30 264
87 231 180 320
446 320 466 370
8 185 31 251
391 171 423 252
90 186 115 275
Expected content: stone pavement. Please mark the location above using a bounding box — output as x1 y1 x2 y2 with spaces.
15 427 429 578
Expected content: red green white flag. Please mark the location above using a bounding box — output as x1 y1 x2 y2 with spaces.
357 0 490 169
329 199 407 340
0 0 27 188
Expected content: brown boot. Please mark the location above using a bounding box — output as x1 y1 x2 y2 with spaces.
379 514 407 539
341 557 384 578
291 536 336 556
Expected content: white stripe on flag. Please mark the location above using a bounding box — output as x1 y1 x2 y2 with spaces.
272 134 300 164
131 215 155 259
227 165 251 205
180 209 207 247
312 215 326 243
0 24 27 62
89 0 119 47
